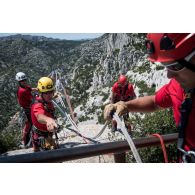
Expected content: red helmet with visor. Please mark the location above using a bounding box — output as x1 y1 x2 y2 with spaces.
146 33 195 62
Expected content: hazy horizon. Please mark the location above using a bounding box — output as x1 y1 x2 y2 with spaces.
0 33 104 40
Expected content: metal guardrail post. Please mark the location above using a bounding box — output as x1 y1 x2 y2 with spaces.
114 152 126 163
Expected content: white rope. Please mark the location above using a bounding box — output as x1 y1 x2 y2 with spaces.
58 95 80 131
113 113 142 163
91 121 109 139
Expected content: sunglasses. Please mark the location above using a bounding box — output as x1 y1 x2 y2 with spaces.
43 91 54 95
20 79 27 82
163 61 185 72
162 50 195 72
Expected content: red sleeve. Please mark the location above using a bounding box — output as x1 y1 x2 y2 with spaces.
17 86 33 108
26 85 32 91
112 82 118 93
128 84 136 97
17 88 27 107
17 89 24 103
31 102 48 131
155 83 173 108
33 103 46 117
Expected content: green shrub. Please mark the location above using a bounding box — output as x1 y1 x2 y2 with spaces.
133 61 151 74
127 109 177 163
156 65 165 71
136 80 155 96
113 48 120 56
0 124 21 154
97 105 105 124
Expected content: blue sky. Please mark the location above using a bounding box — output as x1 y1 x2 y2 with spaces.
0 33 103 40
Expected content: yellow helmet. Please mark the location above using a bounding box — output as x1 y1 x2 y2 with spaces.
37 77 54 93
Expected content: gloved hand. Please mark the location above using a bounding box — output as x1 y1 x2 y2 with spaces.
46 118 58 132
104 101 129 120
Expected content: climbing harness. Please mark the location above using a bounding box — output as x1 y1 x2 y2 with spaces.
32 125 58 150
178 148 195 163
177 89 194 162
113 113 142 163
31 96 60 150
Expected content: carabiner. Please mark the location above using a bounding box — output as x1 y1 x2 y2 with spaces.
182 150 195 163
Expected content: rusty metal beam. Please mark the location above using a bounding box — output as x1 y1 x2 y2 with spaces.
0 133 178 163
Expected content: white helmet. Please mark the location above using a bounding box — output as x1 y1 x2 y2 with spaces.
16 72 27 81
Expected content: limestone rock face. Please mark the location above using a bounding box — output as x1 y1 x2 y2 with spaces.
105 33 130 54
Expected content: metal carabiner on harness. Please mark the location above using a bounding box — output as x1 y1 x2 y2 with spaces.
179 148 195 163
38 136 46 150
182 150 195 163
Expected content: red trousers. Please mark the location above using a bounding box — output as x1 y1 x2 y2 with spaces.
22 121 32 146
22 109 32 146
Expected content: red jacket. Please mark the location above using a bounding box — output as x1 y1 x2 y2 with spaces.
31 97 55 131
112 82 136 103
155 79 195 149
17 85 32 109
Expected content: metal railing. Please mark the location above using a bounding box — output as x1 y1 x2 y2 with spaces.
0 133 178 163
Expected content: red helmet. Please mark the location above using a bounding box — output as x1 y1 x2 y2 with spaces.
146 33 195 62
118 75 127 86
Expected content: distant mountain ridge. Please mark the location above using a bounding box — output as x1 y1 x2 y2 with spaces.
0 34 61 41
